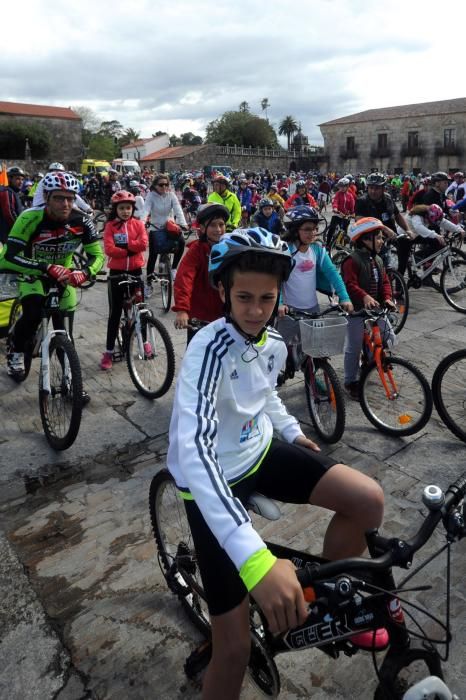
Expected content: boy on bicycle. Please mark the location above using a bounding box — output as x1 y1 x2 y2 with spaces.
167 227 386 699
341 217 396 400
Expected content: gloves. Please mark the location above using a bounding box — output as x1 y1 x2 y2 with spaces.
47 264 71 283
68 270 89 288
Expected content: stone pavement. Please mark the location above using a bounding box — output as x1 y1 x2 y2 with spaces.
1 279 466 699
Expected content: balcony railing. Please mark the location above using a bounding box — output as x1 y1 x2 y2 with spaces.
370 145 392 159
339 148 358 160
400 143 424 158
435 142 463 156
216 144 325 158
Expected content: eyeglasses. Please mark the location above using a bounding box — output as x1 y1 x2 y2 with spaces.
157 182 169 187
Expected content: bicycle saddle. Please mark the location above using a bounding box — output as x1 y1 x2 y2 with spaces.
247 492 282 520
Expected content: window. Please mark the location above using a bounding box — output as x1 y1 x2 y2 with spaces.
377 133 388 149
444 129 456 146
408 131 418 148
346 136 355 152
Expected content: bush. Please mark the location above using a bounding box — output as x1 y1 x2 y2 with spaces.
0 122 50 158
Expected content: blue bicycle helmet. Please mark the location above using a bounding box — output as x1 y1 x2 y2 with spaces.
284 205 319 227
208 227 293 287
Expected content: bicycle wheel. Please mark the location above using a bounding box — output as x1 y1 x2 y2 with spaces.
440 248 466 313
318 213 328 240
387 270 409 335
127 314 175 398
360 356 432 436
331 249 350 271
432 348 466 442
374 646 443 699
304 358 346 443
72 248 95 289
149 469 210 635
248 604 280 697
8 297 22 330
39 334 83 450
93 210 106 238
159 253 173 313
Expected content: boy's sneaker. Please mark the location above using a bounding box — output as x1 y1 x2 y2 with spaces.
350 627 389 650
7 351 25 379
100 352 113 371
344 381 360 401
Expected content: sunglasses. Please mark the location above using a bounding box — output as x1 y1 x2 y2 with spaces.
157 182 169 187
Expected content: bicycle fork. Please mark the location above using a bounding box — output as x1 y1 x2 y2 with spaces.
369 326 399 400
40 327 70 395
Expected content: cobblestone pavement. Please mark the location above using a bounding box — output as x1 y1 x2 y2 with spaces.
1 278 466 699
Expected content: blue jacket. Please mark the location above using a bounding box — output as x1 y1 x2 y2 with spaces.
237 187 253 212
252 210 283 235
286 241 350 302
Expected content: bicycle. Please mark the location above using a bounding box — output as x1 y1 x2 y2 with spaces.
149 469 466 698
325 213 353 255
112 273 175 398
7 275 84 450
146 225 174 313
277 306 347 443
432 348 466 443
355 308 433 436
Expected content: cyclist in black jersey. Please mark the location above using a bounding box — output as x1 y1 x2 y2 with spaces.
0 172 104 393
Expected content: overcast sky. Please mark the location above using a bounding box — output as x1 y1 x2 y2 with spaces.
4 1 466 146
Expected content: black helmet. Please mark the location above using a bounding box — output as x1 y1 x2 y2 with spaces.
431 171 449 183
258 198 274 209
196 202 229 226
366 173 387 187
7 166 25 178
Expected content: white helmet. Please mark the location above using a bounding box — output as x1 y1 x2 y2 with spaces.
337 178 350 187
48 162 65 172
43 172 80 193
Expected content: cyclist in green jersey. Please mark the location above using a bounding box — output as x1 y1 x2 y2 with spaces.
0 172 104 390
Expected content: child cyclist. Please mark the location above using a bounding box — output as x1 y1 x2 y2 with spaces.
341 217 396 400
99 191 148 370
172 202 229 344
167 227 386 700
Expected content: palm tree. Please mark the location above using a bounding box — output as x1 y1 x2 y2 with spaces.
238 101 250 113
123 127 141 144
261 98 270 121
278 116 298 150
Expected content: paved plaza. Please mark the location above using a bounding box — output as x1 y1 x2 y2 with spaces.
1 277 466 699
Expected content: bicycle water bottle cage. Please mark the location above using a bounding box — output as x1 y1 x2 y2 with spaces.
247 492 282 520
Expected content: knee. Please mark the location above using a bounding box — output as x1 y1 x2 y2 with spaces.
358 479 384 529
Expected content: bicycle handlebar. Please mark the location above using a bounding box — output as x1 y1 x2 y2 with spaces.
285 304 343 320
296 472 466 587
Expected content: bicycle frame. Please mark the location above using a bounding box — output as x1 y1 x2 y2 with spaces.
363 319 399 400
408 242 453 282
32 285 73 395
118 278 153 357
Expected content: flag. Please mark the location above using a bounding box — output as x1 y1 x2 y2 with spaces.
0 161 8 186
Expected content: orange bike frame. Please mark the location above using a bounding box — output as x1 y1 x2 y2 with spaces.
363 320 398 400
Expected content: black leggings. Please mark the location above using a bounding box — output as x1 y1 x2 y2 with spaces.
147 230 185 276
105 269 143 352
12 294 74 352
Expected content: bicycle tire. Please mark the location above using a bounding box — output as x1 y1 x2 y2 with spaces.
93 210 106 238
149 469 211 636
359 356 432 436
440 248 466 313
331 249 350 271
387 269 409 335
127 314 175 398
432 348 466 442
159 253 172 313
318 213 328 239
304 357 346 443
374 646 443 699
39 334 83 450
72 247 95 289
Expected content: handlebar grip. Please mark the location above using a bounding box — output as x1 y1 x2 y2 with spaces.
444 471 466 509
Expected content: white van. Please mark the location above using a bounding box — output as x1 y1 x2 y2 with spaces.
112 159 141 176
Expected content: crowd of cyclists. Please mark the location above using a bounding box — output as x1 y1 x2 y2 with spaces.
1 158 465 699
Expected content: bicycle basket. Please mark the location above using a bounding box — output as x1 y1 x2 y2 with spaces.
0 273 19 301
299 316 348 357
153 229 177 253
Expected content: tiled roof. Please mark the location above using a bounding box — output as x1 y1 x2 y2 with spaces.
320 97 466 126
0 100 81 120
141 145 205 161
121 138 153 148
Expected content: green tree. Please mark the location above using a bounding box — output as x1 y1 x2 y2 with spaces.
169 134 181 146
152 130 168 137
72 105 100 148
0 122 50 159
180 132 204 145
122 127 141 144
86 133 117 161
278 115 298 150
205 110 278 148
98 120 124 139
260 98 270 121
238 101 250 113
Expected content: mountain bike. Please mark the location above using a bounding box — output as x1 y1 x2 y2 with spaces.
432 348 466 443
325 213 353 255
355 308 432 436
145 224 174 312
7 276 83 450
277 306 347 443
112 273 175 398
149 468 466 699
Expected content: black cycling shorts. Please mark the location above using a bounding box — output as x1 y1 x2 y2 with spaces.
184 438 337 616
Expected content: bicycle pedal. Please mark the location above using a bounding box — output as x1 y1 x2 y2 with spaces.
184 639 212 679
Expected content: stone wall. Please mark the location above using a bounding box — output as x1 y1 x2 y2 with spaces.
321 112 466 174
0 115 82 171
148 144 328 175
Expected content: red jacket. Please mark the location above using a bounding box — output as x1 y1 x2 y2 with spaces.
284 192 317 210
172 239 223 321
332 190 355 215
341 254 392 309
103 217 148 271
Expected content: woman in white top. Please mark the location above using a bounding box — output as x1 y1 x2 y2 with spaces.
143 174 187 279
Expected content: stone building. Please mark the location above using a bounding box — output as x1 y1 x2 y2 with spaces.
0 101 82 171
319 97 466 175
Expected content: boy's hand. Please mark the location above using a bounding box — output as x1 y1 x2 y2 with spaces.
174 311 189 329
363 294 379 309
293 434 321 452
384 298 397 310
251 559 308 635
277 304 288 317
340 301 354 313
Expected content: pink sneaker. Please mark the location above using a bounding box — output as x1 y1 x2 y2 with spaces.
143 341 153 358
350 628 389 650
100 352 113 370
